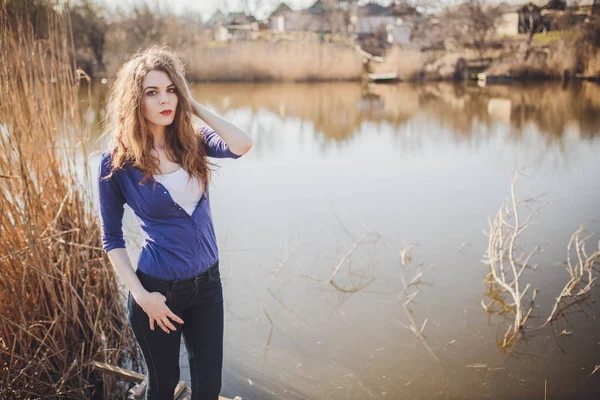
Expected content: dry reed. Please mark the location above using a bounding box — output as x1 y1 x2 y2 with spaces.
0 2 139 398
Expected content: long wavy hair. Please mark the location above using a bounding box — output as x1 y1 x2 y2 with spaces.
102 46 215 192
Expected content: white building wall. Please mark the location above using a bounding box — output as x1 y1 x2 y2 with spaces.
496 12 519 37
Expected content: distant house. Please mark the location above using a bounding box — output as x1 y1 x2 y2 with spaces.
206 10 227 27
350 1 420 45
496 1 552 36
206 10 259 42
265 0 421 45
268 2 293 32
266 0 343 35
569 0 600 15
496 0 598 37
496 4 522 37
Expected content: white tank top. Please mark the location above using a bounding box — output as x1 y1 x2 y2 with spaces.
153 167 204 216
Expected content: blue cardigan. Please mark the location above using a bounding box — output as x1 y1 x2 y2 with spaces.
97 127 242 281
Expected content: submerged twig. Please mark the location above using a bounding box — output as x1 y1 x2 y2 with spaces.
397 246 440 366
329 230 379 283
587 364 600 378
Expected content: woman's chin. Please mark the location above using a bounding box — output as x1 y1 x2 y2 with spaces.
153 120 174 127
145 116 176 127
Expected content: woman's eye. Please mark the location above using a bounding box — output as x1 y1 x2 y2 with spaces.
145 88 175 96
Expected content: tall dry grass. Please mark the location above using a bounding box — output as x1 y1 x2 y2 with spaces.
371 46 426 80
0 1 139 398
172 40 363 82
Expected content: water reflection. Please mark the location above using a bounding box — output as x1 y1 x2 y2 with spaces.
83 81 600 145
82 81 600 399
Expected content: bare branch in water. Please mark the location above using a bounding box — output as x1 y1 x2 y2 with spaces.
533 224 600 330
482 170 599 350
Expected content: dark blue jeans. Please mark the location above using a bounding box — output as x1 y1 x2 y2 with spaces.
127 261 224 400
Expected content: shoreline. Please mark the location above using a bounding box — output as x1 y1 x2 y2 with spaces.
82 75 600 85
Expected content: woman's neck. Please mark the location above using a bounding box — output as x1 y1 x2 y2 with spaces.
147 122 167 148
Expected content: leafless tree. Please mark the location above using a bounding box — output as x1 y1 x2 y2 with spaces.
325 0 347 36
121 2 166 46
412 0 502 56
520 3 545 61
69 0 107 66
108 2 195 54
463 0 502 58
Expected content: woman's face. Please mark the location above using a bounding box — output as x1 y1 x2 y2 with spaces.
141 69 178 129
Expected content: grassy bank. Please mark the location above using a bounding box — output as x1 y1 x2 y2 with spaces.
106 40 364 83
102 39 600 84
0 2 140 398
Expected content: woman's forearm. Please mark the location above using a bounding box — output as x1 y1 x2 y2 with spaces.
189 98 253 156
106 248 148 301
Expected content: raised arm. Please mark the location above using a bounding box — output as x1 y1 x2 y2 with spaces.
187 92 252 157
198 125 244 159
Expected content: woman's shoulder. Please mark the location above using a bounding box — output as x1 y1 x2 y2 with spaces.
100 149 113 163
100 149 135 169
99 149 134 179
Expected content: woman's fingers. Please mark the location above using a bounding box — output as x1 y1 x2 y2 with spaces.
145 295 184 333
153 314 179 334
169 311 184 325
156 318 170 333
163 318 177 332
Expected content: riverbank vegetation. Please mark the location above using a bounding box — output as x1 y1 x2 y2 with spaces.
5 0 600 83
0 1 140 397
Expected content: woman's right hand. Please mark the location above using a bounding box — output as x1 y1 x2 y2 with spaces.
135 291 185 333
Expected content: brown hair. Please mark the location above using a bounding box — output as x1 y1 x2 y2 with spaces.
102 46 215 191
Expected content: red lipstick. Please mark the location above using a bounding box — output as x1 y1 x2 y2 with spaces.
160 110 173 116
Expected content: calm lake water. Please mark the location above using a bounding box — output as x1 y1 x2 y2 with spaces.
86 81 600 399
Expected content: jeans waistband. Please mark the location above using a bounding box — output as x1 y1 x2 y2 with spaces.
136 260 219 291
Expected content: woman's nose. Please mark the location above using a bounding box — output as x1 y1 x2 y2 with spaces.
159 93 169 104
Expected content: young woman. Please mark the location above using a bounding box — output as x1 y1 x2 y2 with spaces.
97 47 252 400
